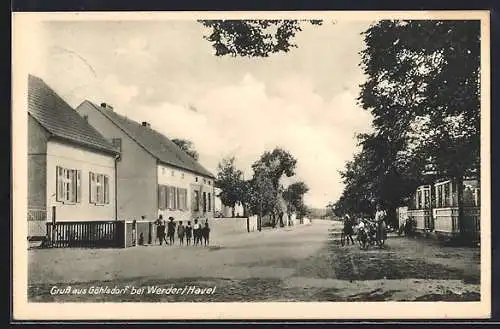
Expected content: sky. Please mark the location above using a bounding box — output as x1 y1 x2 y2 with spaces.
25 19 375 208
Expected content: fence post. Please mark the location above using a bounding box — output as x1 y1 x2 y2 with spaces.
51 206 56 244
148 222 152 245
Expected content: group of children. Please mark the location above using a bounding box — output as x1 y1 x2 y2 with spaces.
154 215 210 247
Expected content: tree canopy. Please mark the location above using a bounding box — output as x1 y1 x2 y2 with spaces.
199 19 323 57
171 138 200 161
283 181 310 218
215 148 304 219
334 20 480 225
215 156 245 214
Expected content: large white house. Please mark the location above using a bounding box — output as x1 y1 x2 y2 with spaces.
27 75 119 239
76 100 215 223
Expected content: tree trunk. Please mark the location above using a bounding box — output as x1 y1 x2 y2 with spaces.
456 176 466 243
232 206 235 218
242 203 247 217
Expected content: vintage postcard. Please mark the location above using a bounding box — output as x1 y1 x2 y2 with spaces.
12 10 491 320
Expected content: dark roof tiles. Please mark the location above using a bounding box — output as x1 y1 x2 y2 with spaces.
28 75 118 155
82 100 215 178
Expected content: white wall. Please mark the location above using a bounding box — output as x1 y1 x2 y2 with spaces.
207 216 258 241
46 140 116 222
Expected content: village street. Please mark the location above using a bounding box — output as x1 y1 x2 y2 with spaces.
28 220 480 302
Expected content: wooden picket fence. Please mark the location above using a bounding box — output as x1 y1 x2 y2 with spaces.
45 220 126 248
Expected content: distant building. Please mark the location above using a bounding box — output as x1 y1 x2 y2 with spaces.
27 75 119 239
76 101 215 223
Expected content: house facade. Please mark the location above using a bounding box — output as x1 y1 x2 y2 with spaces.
28 75 119 239
406 176 480 241
75 101 215 223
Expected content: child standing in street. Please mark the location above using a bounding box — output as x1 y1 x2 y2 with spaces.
202 221 211 246
177 221 185 246
167 217 176 246
185 221 193 246
193 218 201 246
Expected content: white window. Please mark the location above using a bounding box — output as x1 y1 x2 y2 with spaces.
415 185 431 209
171 170 174 177
89 172 110 205
181 173 185 179
56 166 81 203
176 187 188 211
435 180 454 208
167 186 177 209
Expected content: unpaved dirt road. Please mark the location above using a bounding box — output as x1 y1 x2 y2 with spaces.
28 219 480 302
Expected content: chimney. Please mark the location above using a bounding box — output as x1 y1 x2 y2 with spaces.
142 121 151 128
100 102 114 111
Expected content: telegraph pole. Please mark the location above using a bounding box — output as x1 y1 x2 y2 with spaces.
258 174 262 232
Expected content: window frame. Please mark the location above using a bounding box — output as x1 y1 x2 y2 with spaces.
56 166 81 204
194 190 200 211
89 171 110 205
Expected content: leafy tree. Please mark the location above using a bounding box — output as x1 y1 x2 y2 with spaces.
251 147 297 192
215 156 245 217
246 172 278 219
357 20 480 237
171 138 199 161
199 20 324 57
283 181 309 218
244 147 299 229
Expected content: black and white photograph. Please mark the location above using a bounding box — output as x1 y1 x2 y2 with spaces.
12 11 490 320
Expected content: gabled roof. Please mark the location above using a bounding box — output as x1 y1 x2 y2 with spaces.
28 75 119 156
80 100 215 179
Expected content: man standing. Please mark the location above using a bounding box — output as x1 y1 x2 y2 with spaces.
374 204 387 244
155 215 167 246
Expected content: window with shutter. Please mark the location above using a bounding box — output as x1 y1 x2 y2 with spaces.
158 185 162 209
172 186 177 210
89 172 94 203
65 169 71 201
96 174 102 204
76 170 81 203
56 166 63 201
194 190 200 211
184 189 188 210
56 167 80 203
158 185 166 209
176 188 182 210
166 186 171 209
104 175 109 204
208 193 211 211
